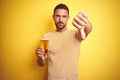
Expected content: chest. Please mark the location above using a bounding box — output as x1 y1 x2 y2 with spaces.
48 33 75 53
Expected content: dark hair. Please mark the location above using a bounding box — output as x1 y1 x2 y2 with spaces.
53 3 69 15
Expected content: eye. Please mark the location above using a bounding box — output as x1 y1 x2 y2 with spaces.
55 15 60 18
63 15 67 18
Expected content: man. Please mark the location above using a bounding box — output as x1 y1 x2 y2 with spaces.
36 3 92 80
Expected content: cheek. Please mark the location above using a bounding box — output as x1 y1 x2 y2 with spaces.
54 19 58 23
64 19 68 23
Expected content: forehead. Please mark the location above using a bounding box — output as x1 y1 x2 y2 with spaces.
54 9 68 15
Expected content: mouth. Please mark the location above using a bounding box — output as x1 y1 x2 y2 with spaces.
58 22 64 24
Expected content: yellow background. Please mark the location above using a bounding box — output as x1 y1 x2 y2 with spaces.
0 0 120 80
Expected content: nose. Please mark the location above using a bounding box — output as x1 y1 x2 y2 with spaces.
59 16 63 22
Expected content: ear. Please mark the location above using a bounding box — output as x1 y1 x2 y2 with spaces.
52 15 54 17
68 15 70 19
67 15 70 20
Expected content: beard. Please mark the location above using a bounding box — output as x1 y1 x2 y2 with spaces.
55 22 66 30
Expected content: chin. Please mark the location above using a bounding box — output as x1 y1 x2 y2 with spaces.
57 26 64 29
56 24 66 30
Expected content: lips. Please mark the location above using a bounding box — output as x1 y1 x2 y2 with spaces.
58 22 64 25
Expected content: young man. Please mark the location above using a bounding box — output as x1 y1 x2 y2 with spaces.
36 3 92 80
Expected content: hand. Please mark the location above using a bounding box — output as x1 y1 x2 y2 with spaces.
36 47 45 57
72 12 88 29
36 47 46 66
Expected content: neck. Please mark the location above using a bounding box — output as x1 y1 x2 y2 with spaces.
56 27 67 32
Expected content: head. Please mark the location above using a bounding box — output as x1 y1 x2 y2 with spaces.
53 3 69 31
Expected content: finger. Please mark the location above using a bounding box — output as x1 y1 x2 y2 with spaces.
37 46 42 49
36 49 42 53
36 51 41 54
36 49 45 55
36 47 44 51
79 12 88 19
72 20 82 29
36 51 44 56
36 49 45 53
37 54 44 57
36 48 41 51
77 13 88 24
74 17 86 26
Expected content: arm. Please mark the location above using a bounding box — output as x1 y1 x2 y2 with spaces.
72 12 92 41
36 47 46 66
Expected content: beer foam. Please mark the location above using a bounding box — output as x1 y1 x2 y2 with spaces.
40 37 49 40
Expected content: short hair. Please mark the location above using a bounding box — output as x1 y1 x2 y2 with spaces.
53 3 69 15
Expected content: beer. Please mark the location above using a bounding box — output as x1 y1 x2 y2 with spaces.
40 37 49 53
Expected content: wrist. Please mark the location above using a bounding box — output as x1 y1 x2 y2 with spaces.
38 54 48 60
38 55 45 60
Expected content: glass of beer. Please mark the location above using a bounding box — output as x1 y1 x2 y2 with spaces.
40 37 49 57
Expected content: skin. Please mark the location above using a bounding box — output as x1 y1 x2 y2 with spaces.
53 9 69 32
36 9 92 66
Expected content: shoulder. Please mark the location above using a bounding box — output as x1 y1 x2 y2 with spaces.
43 31 55 38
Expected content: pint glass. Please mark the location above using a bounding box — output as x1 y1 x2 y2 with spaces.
40 37 49 54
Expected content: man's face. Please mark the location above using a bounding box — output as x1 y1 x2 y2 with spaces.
53 9 69 30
